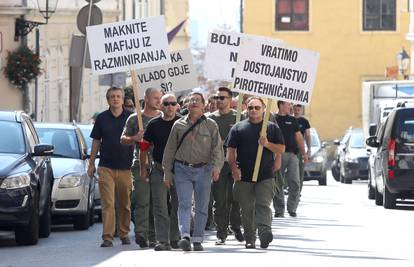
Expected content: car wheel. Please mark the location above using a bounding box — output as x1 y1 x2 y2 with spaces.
331 163 340 182
383 186 396 209
39 194 51 238
319 172 327 186
74 196 91 230
339 172 345 183
375 186 383 206
368 174 375 200
15 193 40 246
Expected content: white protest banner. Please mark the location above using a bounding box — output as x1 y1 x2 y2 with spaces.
233 37 320 105
204 31 283 81
135 48 197 98
86 16 171 75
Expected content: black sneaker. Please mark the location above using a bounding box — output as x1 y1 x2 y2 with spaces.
170 240 179 249
154 242 171 251
274 212 284 218
288 211 297 217
215 238 226 245
135 234 148 248
100 240 113 247
121 237 131 245
149 241 157 248
193 242 203 251
245 242 256 249
178 238 191 251
259 231 273 249
233 229 245 242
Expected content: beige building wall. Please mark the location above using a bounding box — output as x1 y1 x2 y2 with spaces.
243 0 411 140
165 0 190 51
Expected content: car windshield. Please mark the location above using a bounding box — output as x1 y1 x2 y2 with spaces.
310 130 321 147
0 121 25 154
349 132 365 148
79 127 92 150
36 128 80 158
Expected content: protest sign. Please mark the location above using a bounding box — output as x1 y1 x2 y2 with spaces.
135 48 197 98
86 16 171 75
233 37 320 105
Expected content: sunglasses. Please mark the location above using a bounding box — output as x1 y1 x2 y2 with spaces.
189 98 202 104
162 101 177 107
213 96 230 101
247 105 262 111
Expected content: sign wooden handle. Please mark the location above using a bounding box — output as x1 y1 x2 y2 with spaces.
235 93 244 123
130 68 144 131
252 99 273 182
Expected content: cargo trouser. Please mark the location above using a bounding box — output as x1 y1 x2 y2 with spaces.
273 152 300 214
298 154 304 192
212 162 242 239
132 165 155 242
150 163 180 243
98 167 132 241
233 179 276 243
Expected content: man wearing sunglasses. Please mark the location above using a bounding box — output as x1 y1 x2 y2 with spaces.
208 87 244 245
163 92 224 251
139 94 181 251
225 96 285 249
121 87 161 248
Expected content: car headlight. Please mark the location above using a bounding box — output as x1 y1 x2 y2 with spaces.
345 156 358 163
312 156 324 163
59 173 83 188
0 173 31 189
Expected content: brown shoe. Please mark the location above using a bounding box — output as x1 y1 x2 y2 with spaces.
121 237 131 245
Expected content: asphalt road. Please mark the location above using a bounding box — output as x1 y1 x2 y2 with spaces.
1 173 413 267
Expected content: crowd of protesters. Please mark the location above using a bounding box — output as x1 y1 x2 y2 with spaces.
88 85 311 251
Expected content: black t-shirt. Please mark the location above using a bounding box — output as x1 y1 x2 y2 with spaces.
144 115 181 164
274 114 300 154
296 116 310 136
90 109 134 170
225 120 284 183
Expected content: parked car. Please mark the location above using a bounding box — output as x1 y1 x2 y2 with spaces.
0 111 54 245
366 105 414 209
331 127 353 181
35 123 95 230
304 128 329 185
339 128 369 184
77 123 101 219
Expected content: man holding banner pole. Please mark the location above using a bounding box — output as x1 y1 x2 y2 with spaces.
121 87 162 248
208 87 244 245
226 96 285 249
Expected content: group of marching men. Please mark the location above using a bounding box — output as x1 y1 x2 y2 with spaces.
87 85 311 251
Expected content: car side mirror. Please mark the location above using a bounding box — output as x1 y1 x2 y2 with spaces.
333 139 340 145
33 144 54 156
365 136 379 148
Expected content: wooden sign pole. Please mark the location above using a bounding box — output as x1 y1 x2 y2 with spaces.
251 99 273 182
235 93 244 123
130 69 144 131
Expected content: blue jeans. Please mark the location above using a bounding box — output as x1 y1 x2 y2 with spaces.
173 161 212 243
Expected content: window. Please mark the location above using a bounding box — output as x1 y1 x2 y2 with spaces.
363 0 396 31
275 0 309 31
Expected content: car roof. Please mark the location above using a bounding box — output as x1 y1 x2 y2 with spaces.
34 122 77 130
0 111 25 122
76 123 93 130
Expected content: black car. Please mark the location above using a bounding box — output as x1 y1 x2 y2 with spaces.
0 111 54 245
366 106 414 209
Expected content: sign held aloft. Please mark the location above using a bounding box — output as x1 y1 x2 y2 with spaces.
233 37 320 105
86 16 171 75
135 49 198 98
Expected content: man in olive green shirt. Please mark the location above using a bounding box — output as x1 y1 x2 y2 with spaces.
162 92 224 251
208 87 244 245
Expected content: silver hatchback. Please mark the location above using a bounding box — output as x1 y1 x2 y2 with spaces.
35 123 95 230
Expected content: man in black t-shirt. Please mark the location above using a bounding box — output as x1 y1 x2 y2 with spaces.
293 104 311 191
138 94 181 251
226 96 285 249
272 101 308 218
88 87 139 248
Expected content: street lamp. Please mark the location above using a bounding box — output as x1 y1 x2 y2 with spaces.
14 0 59 41
397 47 410 80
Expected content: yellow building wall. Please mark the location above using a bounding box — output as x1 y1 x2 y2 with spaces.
243 0 411 140
165 0 190 51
